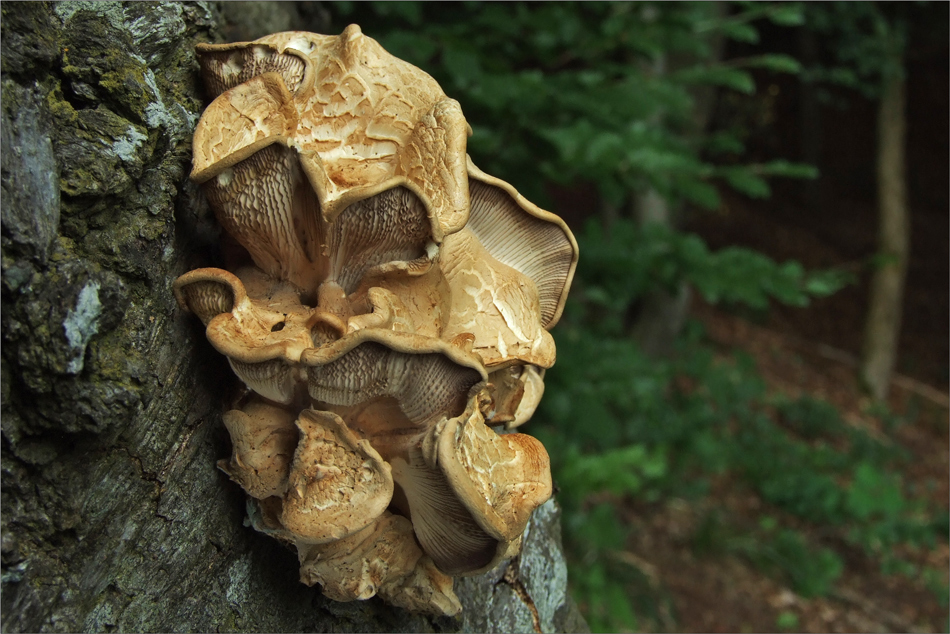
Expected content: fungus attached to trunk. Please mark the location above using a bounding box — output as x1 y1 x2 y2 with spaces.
390 393 552 576
176 25 577 617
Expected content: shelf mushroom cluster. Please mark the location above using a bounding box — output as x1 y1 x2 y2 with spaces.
174 25 578 616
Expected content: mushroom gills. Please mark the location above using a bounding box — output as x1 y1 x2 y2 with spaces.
306 341 482 430
197 42 308 98
466 163 578 329
326 186 432 295
390 449 499 576
204 143 326 290
229 357 298 405
176 279 235 325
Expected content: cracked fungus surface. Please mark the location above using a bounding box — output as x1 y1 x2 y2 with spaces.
174 24 578 616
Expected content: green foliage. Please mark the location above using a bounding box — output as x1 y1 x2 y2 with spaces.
764 529 844 598
571 559 641 633
541 243 945 628
557 444 668 505
542 306 947 628
692 512 844 599
576 219 849 321
776 610 799 631
777 395 845 439
800 2 910 99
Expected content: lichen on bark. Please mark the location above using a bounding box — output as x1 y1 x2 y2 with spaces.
0 3 586 632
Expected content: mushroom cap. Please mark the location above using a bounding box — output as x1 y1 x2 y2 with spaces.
173 267 244 325
465 158 578 330
175 267 314 404
389 392 552 576
281 409 393 543
297 517 410 602
436 407 552 544
508 365 546 429
346 286 417 335
192 25 472 246
219 398 299 499
440 226 557 369
297 511 461 616
348 262 452 342
191 72 299 184
175 267 315 361
378 552 461 617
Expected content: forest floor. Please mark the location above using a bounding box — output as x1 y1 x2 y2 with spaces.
615 193 949 633
618 299 949 633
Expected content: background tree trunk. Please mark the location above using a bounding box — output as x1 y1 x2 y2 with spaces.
860 51 910 401
629 188 693 358
0 3 585 632
627 2 726 357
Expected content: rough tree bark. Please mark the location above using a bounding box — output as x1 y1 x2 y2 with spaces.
860 49 910 402
0 3 587 632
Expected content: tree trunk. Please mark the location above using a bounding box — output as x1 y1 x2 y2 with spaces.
629 188 692 358
860 55 910 401
0 3 585 632
627 2 724 357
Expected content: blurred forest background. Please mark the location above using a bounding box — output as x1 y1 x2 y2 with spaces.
244 2 948 632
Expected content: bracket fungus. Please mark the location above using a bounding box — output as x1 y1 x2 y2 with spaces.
175 25 578 616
